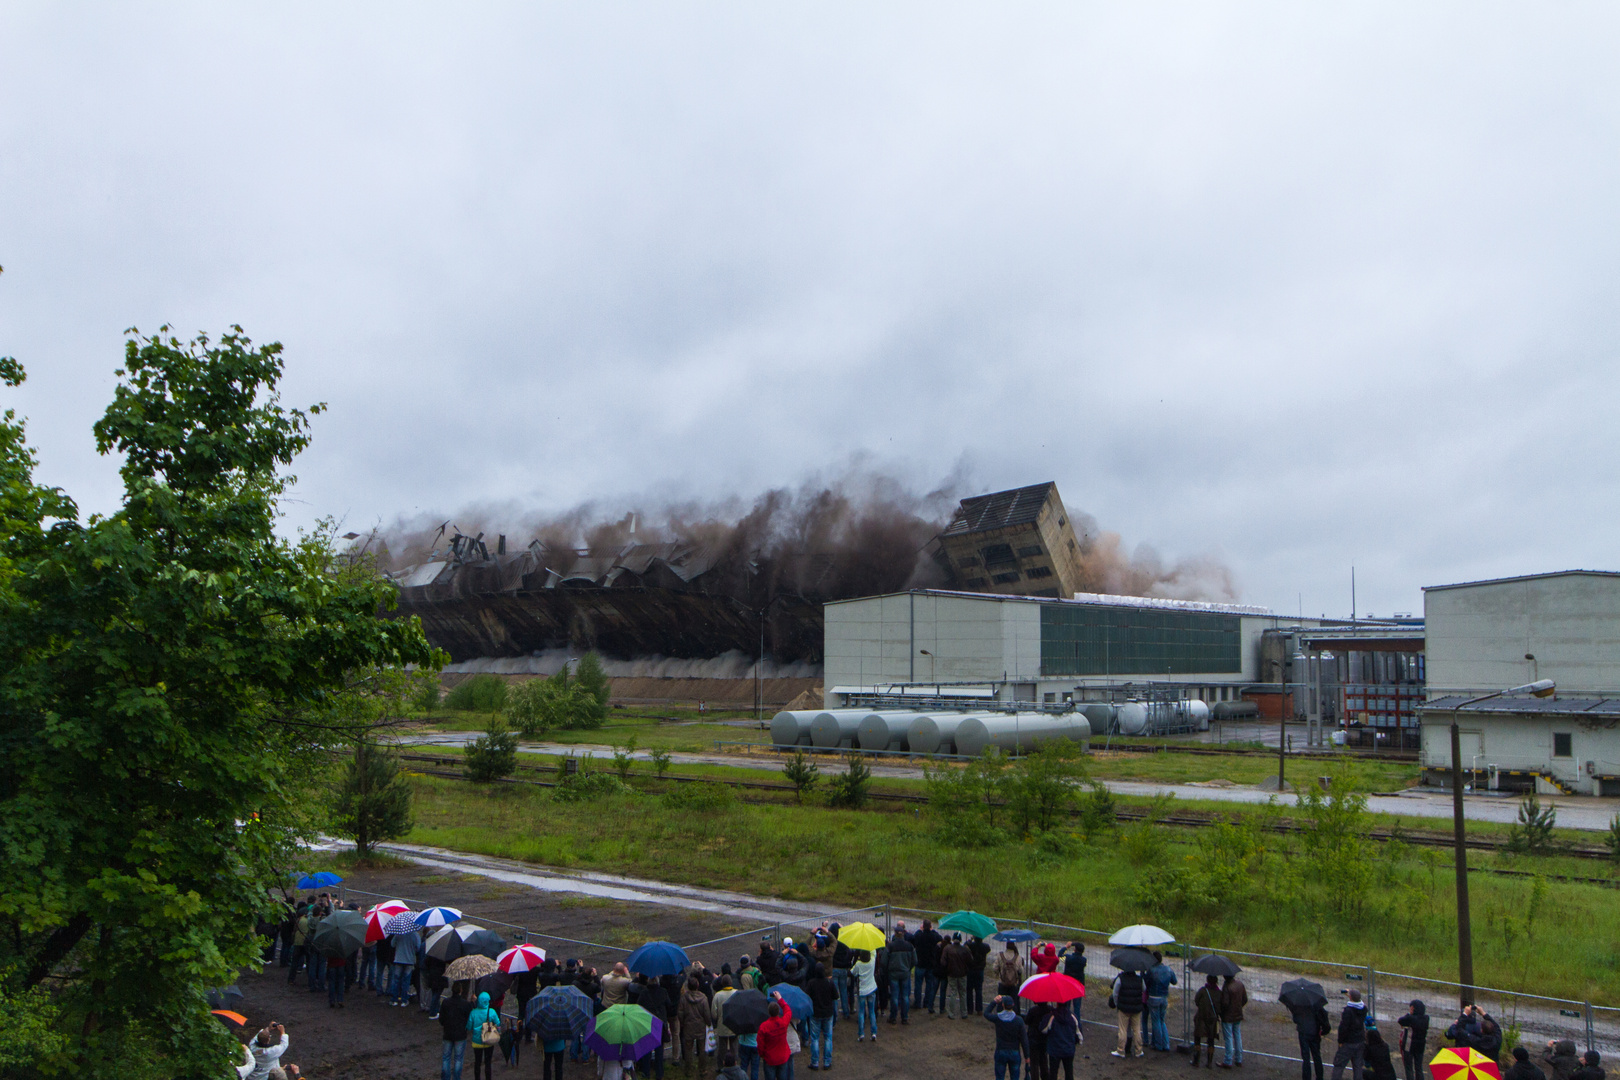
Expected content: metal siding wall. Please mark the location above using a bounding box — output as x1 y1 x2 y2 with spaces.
1427 576 1620 693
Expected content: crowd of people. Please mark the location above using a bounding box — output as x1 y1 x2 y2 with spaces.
250 898 1605 1080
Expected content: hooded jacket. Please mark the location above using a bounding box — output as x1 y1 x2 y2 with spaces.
1546 1042 1583 1080
1044 1004 1081 1059
983 1003 1031 1057
246 1033 289 1080
757 1002 794 1067
911 927 943 970
468 993 501 1046
1338 1002 1368 1045
439 994 473 1042
884 935 916 979
677 988 712 1031
1398 1002 1430 1056
712 987 739 1038
1506 1056 1549 1080
1033 944 1060 974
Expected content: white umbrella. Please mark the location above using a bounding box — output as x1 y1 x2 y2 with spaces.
1108 924 1175 947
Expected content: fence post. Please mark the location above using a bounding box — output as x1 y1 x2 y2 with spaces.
1365 965 1376 1023
885 902 892 936
1586 1003 1595 1055
1182 946 1192 1048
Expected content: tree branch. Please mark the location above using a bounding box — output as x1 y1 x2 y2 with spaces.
25 912 93 987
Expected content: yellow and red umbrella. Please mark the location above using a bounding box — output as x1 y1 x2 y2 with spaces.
1431 1046 1502 1080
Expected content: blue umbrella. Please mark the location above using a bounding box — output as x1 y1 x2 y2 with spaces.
414 906 463 928
772 984 812 1020
991 928 1041 943
292 871 343 889
527 985 595 1041
625 940 690 977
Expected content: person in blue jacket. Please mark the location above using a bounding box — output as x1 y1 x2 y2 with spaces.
1145 951 1179 1051
467 991 501 1080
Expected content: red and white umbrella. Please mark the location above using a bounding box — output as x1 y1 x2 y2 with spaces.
364 902 414 944
497 943 547 973
1018 972 1085 1003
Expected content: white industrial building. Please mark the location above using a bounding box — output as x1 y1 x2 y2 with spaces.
1420 571 1620 795
823 589 1294 707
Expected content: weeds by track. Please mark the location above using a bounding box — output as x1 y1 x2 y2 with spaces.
396 752 1618 884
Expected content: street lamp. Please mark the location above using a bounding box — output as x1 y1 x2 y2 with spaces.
1450 677 1554 1004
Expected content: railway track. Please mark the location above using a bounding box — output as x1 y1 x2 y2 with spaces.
397 752 1620 880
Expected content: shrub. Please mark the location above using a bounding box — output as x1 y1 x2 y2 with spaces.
553 771 634 802
412 676 442 714
574 651 612 711
509 669 606 734
1506 793 1558 855
463 719 518 782
783 750 821 802
1120 822 1168 866
649 747 673 778
664 781 738 811
611 736 638 780
332 738 413 854
826 754 872 808
1078 782 1119 841
446 673 508 714
1003 741 1087 836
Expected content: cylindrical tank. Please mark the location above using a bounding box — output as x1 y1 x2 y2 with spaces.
1079 703 1117 734
1116 702 1150 735
769 710 820 747
907 712 992 755
1211 700 1260 722
855 712 927 753
808 710 873 749
954 713 1092 759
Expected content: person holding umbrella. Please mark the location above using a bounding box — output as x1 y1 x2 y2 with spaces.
713 976 741 1064
1145 950 1179 1052
853 949 879 1041
1108 948 1151 1059
1191 975 1221 1068
1043 1001 1081 1080
1280 979 1331 1080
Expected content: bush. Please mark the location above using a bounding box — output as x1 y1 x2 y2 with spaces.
463 719 518 782
332 738 413 854
611 736 638 780
649 748 673 778
509 669 606 734
783 750 821 802
1506 793 1558 855
664 781 738 811
1078 782 1119 841
574 651 612 711
1003 741 1087 836
826 754 873 808
412 676 442 714
553 771 634 802
446 673 509 714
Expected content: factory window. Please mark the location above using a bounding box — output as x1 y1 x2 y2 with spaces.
957 557 980 568
1026 566 1054 579
1554 733 1573 758
963 577 988 588
992 571 1021 584
1017 544 1044 557
1044 693 1056 703
981 543 1016 566
1038 604 1242 676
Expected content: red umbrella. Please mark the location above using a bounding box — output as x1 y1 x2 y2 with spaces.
1018 973 1086 1003
364 902 413 944
497 943 547 973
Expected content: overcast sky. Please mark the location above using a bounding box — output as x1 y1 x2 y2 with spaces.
2 4 1617 619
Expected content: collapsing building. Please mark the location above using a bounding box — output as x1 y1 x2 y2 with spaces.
936 482 1086 599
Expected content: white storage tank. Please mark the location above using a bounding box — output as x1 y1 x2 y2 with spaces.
907 712 993 756
1079 703 1117 734
1116 702 1150 735
769 710 820 747
855 712 927 752
954 713 1092 758
809 710 872 749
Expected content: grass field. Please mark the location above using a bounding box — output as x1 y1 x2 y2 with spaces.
400 772 1620 1003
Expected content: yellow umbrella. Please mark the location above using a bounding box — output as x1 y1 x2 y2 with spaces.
837 922 887 952
1430 1046 1503 1080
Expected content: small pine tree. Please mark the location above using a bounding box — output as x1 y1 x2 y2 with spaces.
783 749 821 802
333 739 414 855
574 652 612 718
464 719 518 783
649 747 673 779
827 753 872 808
1607 814 1620 862
1507 792 1558 855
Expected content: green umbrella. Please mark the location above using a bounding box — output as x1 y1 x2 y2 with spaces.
592 1003 656 1046
938 910 998 940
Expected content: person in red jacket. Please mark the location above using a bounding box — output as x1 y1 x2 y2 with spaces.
757 992 794 1080
1033 944 1060 975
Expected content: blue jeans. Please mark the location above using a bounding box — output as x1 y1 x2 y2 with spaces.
356 949 375 989
442 1039 467 1080
808 1016 834 1066
570 1034 586 1063
327 965 346 1005
832 969 852 1017
1148 997 1169 1050
916 969 940 1010
889 974 911 1020
389 962 414 1005
763 1066 788 1080
307 951 326 990
858 992 878 1038
738 1044 760 1080
995 1047 1023 1080
1223 1021 1243 1065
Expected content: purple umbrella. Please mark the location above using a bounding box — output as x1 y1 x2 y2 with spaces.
584 1006 663 1062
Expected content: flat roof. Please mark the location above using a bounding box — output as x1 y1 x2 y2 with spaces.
827 588 1274 617
1423 695 1620 717
1423 570 1620 593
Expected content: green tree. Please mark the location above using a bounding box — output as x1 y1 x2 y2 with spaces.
509 670 603 734
0 330 438 1078
649 747 673 779
1507 793 1558 855
413 677 442 714
1077 781 1119 842
464 719 519 783
1002 740 1088 835
611 736 638 780
783 749 821 802
445 673 508 713
332 738 414 856
1606 814 1620 862
574 651 612 716
827 754 873 808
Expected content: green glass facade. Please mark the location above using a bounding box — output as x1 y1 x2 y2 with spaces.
1040 604 1241 676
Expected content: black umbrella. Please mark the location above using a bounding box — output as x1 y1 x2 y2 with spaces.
1278 979 1328 1012
310 909 367 959
473 970 515 1000
1190 955 1242 979
1109 947 1156 972
206 985 245 1010
721 988 770 1035
463 928 508 960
